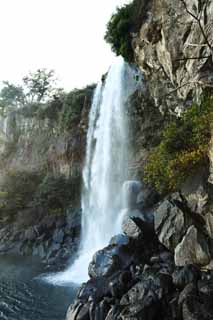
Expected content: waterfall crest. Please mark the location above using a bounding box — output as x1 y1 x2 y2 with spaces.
50 57 140 284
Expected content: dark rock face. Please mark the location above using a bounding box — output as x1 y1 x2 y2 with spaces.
67 190 213 320
66 213 175 320
172 265 201 289
0 208 81 268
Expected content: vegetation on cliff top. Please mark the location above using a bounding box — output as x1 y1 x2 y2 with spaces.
144 93 213 194
105 2 135 62
105 0 145 62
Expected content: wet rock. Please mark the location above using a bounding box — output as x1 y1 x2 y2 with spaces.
120 269 172 318
66 302 90 320
175 225 211 267
88 246 123 279
78 277 109 303
109 234 130 246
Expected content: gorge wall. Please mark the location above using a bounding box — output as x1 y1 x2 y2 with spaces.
0 86 94 267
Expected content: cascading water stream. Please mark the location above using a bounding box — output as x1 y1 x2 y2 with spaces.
48 56 141 285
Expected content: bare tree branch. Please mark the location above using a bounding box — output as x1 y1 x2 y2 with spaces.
180 0 213 53
164 79 213 98
175 55 211 61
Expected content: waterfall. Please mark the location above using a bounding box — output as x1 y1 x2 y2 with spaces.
48 56 141 285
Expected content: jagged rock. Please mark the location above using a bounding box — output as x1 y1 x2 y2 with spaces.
178 281 213 318
154 194 192 251
181 168 209 215
175 225 211 267
205 211 213 239
88 246 123 279
122 217 143 239
172 265 201 289
120 269 172 318
66 302 90 320
122 217 155 242
134 0 213 113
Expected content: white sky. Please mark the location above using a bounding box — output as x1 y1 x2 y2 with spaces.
0 0 130 91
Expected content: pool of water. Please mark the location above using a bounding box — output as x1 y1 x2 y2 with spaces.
0 254 78 320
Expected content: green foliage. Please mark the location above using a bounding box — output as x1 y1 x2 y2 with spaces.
144 95 213 194
0 69 62 116
23 68 62 103
36 97 63 122
34 174 81 215
105 2 134 62
0 81 25 113
60 85 94 131
15 85 94 130
0 170 81 218
0 171 42 217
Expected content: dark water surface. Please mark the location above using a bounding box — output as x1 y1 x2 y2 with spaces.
0 255 78 320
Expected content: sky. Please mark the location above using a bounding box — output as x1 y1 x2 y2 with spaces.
0 0 130 91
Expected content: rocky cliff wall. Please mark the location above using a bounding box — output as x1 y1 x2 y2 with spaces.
133 0 213 113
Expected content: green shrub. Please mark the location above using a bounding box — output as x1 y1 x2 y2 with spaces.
36 97 63 122
105 2 135 62
0 171 42 217
34 173 81 215
60 85 94 131
144 95 213 194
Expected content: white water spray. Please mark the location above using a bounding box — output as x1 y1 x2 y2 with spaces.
48 57 140 285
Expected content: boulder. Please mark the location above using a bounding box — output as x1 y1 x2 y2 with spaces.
122 217 143 240
88 246 123 279
120 270 172 318
109 234 130 246
155 193 192 251
122 217 155 242
175 225 211 267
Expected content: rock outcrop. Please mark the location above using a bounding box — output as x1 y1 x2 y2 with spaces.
66 196 213 320
0 207 81 268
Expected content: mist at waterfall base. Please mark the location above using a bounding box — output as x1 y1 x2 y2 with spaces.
46 57 141 285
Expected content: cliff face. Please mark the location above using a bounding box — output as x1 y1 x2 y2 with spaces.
133 0 213 113
0 104 88 179
0 88 93 267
